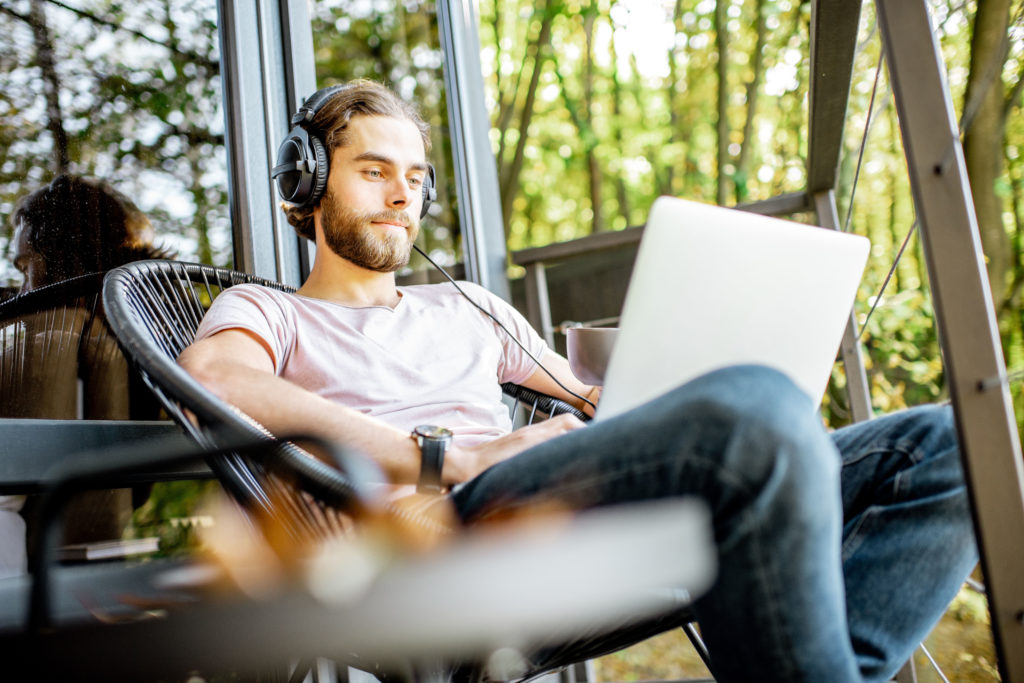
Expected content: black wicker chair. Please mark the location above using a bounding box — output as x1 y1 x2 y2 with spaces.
101 260 589 539
101 260 712 681
0 272 154 421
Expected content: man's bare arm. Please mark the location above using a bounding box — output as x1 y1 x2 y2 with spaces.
178 330 585 485
178 329 435 483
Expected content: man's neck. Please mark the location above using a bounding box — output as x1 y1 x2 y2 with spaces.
297 254 401 308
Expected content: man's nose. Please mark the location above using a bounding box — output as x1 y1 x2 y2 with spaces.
387 178 415 209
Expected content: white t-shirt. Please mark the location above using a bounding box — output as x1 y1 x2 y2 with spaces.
195 281 547 446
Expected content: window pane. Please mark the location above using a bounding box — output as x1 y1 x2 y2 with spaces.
309 0 461 276
0 0 230 296
0 0 228 421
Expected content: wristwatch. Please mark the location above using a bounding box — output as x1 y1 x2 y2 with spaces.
412 424 453 494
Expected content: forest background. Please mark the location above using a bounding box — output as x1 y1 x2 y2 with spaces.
2 0 1023 424
0 0 1021 679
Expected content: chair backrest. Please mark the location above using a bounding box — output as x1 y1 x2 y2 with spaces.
0 272 157 421
102 260 584 541
102 261 346 538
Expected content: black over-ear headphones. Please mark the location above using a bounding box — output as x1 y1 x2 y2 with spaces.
272 84 436 219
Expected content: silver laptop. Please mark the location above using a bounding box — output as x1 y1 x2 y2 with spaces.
596 196 870 421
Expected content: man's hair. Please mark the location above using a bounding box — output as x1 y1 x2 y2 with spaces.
283 79 432 241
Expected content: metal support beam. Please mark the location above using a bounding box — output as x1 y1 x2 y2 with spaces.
894 658 918 683
814 190 873 423
524 262 556 349
807 0 863 195
437 0 510 299
278 0 319 281
219 0 314 284
734 191 809 217
877 1 1024 679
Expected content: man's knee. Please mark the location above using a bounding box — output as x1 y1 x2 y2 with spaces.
657 365 840 503
869 403 964 489
902 403 959 461
659 365 817 429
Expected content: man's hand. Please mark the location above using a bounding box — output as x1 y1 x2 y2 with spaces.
445 413 587 483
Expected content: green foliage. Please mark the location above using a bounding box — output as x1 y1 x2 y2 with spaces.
0 0 230 288
126 480 221 557
482 0 1024 429
309 0 463 271
482 0 812 257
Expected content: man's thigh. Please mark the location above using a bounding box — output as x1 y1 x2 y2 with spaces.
450 364 823 524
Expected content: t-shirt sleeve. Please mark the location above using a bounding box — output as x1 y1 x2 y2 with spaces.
459 282 548 385
194 285 295 374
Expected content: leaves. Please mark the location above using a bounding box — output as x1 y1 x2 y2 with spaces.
0 0 229 283
483 0 1024 427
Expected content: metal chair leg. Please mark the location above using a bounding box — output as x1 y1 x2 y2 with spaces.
681 622 713 672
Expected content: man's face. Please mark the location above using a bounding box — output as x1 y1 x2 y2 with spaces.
315 115 428 273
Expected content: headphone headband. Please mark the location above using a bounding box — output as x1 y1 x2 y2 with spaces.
291 84 348 127
272 84 436 219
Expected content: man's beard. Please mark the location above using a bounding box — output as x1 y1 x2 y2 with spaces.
319 191 418 273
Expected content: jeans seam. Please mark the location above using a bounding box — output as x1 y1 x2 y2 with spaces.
841 504 880 562
840 438 925 468
746 504 800 681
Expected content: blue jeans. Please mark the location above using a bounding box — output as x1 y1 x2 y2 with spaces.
450 365 977 683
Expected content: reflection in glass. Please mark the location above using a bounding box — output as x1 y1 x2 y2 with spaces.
0 1 228 571
310 0 461 277
0 0 230 290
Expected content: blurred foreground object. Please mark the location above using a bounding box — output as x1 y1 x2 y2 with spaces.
7 494 713 681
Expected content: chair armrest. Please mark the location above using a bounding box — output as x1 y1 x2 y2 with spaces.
501 382 590 423
26 433 366 632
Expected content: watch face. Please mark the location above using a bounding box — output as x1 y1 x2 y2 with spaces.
415 425 452 439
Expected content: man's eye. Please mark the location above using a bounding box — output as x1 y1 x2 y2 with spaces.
366 169 382 178
408 176 423 187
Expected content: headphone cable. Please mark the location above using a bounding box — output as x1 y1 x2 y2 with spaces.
413 245 597 411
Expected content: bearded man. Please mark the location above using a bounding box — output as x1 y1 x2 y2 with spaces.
178 79 976 683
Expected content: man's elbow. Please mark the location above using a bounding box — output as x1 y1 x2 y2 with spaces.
177 345 235 400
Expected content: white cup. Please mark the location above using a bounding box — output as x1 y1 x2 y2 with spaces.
565 327 619 386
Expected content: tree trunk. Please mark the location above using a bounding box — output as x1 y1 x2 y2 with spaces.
714 0 730 206
1002 140 1024 318
962 0 1012 311
499 0 556 235
609 29 630 224
735 0 766 204
583 5 604 233
664 0 685 197
28 0 69 174
888 106 903 292
494 1 527 181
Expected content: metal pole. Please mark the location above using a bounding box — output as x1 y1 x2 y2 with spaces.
436 0 510 299
524 262 556 349
218 0 310 284
813 190 873 423
876 1 1024 679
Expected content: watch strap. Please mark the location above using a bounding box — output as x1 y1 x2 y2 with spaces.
417 435 446 494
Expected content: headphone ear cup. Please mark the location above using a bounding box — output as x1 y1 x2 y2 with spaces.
306 134 330 208
273 128 311 205
420 164 436 219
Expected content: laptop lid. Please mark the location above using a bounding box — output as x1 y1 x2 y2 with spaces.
596 196 870 421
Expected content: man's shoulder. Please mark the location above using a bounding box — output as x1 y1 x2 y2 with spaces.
217 282 295 303
209 283 300 317
402 280 506 309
